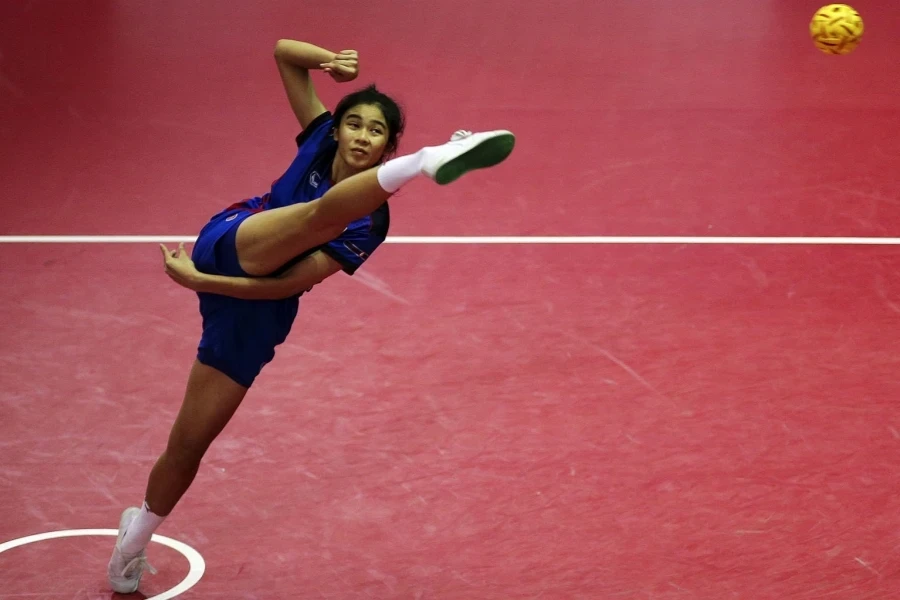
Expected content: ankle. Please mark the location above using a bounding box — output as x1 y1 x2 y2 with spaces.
376 151 426 193
120 502 167 555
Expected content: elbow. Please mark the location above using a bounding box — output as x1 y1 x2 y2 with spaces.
274 38 304 60
274 39 293 60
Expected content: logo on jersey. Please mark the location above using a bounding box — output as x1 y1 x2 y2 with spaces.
225 214 237 222
344 241 369 259
309 171 321 188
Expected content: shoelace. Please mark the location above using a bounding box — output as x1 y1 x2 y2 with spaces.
121 555 158 578
450 130 472 141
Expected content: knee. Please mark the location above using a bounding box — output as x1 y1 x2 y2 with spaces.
308 201 348 239
164 434 210 470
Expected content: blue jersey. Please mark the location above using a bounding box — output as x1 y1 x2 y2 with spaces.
226 111 390 275
190 111 390 388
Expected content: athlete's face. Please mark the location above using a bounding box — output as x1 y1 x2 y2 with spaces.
335 104 389 171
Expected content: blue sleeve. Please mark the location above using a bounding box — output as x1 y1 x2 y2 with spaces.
296 112 333 149
320 203 390 275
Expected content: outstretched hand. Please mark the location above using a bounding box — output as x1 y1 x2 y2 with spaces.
160 242 202 291
321 50 358 83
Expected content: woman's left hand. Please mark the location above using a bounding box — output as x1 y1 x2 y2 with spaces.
321 50 359 83
160 242 203 290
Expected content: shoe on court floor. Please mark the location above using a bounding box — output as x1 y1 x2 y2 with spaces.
423 129 516 185
107 506 157 594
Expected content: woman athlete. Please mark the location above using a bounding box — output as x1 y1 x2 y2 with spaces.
106 39 515 593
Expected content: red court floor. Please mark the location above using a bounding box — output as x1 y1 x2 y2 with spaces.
3 1 900 599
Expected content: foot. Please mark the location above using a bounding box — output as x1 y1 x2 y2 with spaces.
422 129 516 185
107 507 157 594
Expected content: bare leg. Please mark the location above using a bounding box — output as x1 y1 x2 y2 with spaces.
107 360 248 592
144 360 249 516
235 129 516 276
235 168 391 276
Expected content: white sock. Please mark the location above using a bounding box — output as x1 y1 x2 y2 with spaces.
120 501 166 555
375 149 427 193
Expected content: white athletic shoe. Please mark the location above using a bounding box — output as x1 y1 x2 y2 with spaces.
107 506 157 594
421 129 516 185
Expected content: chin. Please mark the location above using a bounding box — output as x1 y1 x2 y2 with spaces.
344 153 368 169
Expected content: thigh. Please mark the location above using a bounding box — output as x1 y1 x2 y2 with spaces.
165 360 249 458
234 201 344 276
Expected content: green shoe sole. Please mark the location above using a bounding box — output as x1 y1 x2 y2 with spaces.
434 132 516 185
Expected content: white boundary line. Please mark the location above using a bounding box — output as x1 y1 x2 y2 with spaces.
0 529 204 600
2 235 900 245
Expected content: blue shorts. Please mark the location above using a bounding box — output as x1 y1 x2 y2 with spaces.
191 208 300 388
192 208 255 277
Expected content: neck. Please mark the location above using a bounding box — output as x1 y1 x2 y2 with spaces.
330 154 357 184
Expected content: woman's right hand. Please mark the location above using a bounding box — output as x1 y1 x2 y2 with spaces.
321 50 358 83
160 242 204 291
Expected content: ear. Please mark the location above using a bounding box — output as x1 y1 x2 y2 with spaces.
331 127 338 142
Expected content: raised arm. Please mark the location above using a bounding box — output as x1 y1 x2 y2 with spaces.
274 39 359 129
160 243 343 300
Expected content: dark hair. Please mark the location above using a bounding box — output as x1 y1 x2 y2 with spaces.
333 84 406 160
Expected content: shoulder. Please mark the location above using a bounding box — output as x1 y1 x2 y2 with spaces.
345 202 389 240
295 111 334 149
370 201 390 239
321 202 390 275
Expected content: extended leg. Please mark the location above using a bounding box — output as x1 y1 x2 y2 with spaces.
235 129 515 276
235 169 389 276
